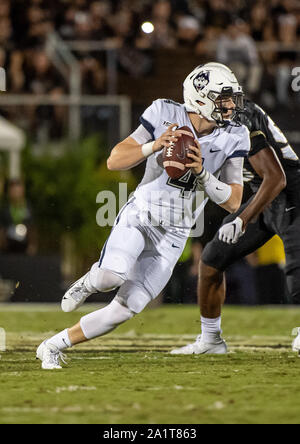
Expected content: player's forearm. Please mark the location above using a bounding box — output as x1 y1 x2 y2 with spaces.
107 140 152 171
220 184 243 214
239 175 286 228
196 169 243 213
107 148 144 171
239 147 287 228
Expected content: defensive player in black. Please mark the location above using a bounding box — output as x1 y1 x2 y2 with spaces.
171 98 300 355
206 100 300 304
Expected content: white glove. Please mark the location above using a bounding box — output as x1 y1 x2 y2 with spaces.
218 217 245 244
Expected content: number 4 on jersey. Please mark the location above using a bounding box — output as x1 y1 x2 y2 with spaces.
167 170 198 198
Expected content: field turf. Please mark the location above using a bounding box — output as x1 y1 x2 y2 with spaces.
0 303 300 424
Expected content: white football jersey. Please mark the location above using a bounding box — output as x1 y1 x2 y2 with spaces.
131 99 250 230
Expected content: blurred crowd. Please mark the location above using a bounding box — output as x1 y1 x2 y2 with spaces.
0 0 299 136
0 0 299 92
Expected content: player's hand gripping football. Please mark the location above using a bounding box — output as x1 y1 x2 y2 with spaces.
152 124 193 153
218 217 245 244
186 138 203 176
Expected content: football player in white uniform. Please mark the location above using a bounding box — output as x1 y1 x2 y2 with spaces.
37 64 251 369
170 64 289 356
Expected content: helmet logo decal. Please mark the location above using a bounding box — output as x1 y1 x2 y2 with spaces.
193 71 210 92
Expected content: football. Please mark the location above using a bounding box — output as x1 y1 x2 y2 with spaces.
162 126 195 179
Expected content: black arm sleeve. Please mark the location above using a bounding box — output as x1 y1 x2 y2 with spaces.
247 107 271 157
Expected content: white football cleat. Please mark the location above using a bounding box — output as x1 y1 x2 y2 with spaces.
292 328 300 355
36 341 68 370
170 334 227 355
61 273 93 312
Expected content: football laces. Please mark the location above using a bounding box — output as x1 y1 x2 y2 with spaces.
166 144 174 158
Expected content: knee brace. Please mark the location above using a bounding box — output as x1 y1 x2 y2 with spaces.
80 299 134 340
87 263 125 293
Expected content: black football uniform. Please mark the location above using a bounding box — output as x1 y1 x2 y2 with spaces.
202 99 300 304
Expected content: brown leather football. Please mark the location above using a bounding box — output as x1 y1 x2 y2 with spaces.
162 126 195 179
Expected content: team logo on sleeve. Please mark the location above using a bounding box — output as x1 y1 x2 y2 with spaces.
193 71 210 92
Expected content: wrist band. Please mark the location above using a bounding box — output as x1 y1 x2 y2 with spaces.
196 168 232 205
141 141 155 158
195 167 210 183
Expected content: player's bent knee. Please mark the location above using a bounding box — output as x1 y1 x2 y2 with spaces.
91 268 125 293
116 285 152 314
201 242 228 272
200 260 223 282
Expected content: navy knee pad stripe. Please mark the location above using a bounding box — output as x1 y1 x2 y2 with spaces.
99 239 108 267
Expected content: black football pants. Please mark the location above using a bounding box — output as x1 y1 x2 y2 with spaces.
202 192 300 304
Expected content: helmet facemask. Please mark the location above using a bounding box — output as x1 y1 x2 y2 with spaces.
209 87 245 126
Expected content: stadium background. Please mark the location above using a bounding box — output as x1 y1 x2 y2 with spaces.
0 0 299 305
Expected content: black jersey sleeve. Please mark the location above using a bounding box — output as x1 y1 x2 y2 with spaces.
239 100 271 158
247 107 271 157
249 130 270 157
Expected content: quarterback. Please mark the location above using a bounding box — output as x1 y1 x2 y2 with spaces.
171 64 300 356
37 64 251 369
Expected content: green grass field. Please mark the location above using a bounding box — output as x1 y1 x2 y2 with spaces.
0 303 300 424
